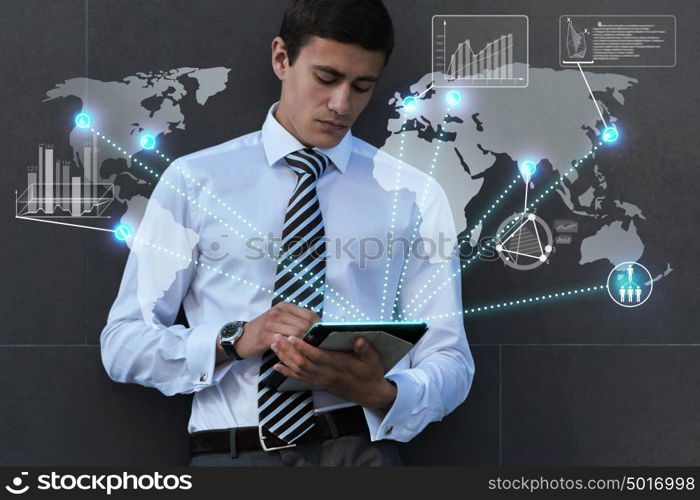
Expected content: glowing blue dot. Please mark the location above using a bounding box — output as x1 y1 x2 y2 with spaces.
446 90 462 106
75 112 91 129
140 134 156 150
602 126 619 143
114 223 131 242
403 96 418 113
520 160 537 178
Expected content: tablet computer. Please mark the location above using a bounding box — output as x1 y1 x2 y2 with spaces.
261 321 428 392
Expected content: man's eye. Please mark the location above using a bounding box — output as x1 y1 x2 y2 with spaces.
316 76 336 85
353 85 371 94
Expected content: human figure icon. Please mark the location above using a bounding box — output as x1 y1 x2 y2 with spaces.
609 262 653 308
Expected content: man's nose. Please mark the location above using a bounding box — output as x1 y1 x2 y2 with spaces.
327 84 352 116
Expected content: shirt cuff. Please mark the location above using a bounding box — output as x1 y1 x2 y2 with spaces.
185 322 236 390
362 371 420 442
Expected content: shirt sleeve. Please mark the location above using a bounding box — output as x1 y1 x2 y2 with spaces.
363 177 475 442
99 160 236 397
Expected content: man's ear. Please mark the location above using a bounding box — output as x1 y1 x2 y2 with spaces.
271 36 289 81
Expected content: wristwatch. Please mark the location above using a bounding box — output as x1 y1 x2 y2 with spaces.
218 321 247 360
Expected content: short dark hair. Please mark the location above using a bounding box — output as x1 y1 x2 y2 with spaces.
279 0 394 67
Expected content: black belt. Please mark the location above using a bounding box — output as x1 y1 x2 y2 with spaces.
189 405 368 455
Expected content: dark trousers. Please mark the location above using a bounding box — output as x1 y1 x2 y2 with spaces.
189 430 402 466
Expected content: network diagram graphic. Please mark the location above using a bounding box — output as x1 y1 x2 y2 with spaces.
565 17 589 60
495 213 553 271
13 13 670 327
491 160 554 271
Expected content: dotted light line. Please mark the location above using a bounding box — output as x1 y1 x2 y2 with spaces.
391 107 452 321
156 171 368 321
95 131 260 234
405 141 603 317
525 142 602 213
93 129 160 178
403 173 521 311
378 128 406 320
411 284 607 322
131 235 346 321
93 129 368 321
464 174 522 242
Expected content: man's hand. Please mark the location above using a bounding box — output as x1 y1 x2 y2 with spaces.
232 302 320 359
270 334 397 411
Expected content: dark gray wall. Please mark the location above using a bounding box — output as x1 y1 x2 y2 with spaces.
1 0 698 465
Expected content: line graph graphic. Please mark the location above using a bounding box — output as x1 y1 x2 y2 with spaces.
554 219 579 234
432 15 528 88
446 34 514 81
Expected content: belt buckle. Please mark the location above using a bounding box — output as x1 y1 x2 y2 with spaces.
258 426 297 452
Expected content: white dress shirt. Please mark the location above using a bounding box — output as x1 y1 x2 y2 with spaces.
100 102 475 442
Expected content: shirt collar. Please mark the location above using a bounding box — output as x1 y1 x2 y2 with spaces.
261 101 350 174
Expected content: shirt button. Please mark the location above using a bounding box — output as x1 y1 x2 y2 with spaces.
385 425 393 435
199 371 208 382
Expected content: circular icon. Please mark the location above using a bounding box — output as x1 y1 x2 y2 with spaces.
519 160 537 179
75 112 91 129
446 90 462 106
602 125 619 144
606 261 653 308
494 212 553 270
140 134 156 150
402 96 418 113
114 223 132 242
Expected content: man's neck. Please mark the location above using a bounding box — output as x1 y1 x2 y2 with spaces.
273 102 314 148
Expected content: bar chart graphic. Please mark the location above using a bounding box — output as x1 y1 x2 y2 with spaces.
15 136 114 219
432 15 528 88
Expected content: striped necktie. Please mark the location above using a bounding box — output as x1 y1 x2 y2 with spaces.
257 147 330 445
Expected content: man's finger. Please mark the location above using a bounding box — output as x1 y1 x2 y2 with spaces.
353 337 380 362
274 314 311 336
277 302 321 325
272 362 313 384
272 363 294 379
287 335 329 363
267 322 301 338
272 334 313 374
354 336 376 355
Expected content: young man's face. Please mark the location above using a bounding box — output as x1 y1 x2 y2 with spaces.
272 36 386 149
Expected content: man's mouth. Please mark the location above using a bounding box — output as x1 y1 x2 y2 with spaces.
317 119 347 131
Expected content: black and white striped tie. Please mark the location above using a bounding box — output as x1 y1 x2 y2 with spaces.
257 147 330 444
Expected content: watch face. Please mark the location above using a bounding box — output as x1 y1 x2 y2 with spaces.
219 321 245 360
220 322 244 343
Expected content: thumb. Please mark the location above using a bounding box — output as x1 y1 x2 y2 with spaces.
354 336 368 354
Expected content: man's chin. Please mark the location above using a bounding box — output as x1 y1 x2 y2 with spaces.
306 131 346 150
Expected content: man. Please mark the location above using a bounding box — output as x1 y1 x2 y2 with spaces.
100 0 474 466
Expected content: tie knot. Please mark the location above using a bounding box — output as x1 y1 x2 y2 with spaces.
284 148 330 180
